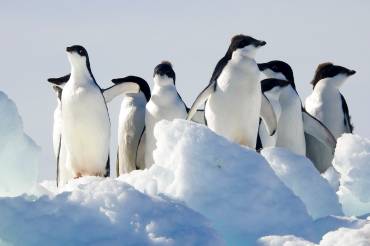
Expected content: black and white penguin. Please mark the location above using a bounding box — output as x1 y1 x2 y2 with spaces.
110 76 151 175
48 45 139 178
305 62 355 172
187 34 277 148
145 61 188 167
257 60 336 159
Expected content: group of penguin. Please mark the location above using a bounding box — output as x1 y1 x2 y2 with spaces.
47 34 355 187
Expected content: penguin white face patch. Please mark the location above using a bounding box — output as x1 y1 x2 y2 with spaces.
233 45 259 59
67 52 88 70
262 69 287 81
317 74 348 89
153 74 174 87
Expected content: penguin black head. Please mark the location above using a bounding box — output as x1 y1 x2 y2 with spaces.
153 61 176 85
66 45 94 78
258 60 294 83
311 62 356 88
226 34 266 59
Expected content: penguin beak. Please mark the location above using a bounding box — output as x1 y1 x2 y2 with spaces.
66 46 74 53
348 70 356 76
258 40 267 47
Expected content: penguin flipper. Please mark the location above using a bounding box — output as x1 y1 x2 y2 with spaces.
340 94 354 133
47 74 70 86
103 80 140 103
191 109 206 125
187 80 216 120
56 135 62 187
260 94 277 136
104 155 110 177
302 110 337 152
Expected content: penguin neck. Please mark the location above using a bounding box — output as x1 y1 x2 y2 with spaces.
153 82 176 95
70 64 95 85
313 78 340 100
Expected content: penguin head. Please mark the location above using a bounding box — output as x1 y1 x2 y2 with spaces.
311 62 356 88
258 60 294 83
153 61 176 86
228 34 266 59
66 45 93 77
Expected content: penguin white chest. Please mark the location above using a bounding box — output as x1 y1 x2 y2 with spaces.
62 81 110 176
276 87 306 154
205 60 261 147
305 88 344 139
145 86 187 167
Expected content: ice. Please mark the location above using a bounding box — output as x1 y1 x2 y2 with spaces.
333 134 370 216
261 147 342 219
0 91 40 197
321 166 340 191
0 177 222 246
123 119 312 244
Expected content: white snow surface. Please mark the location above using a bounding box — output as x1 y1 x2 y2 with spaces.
259 220 370 246
0 91 40 197
3 116 370 245
0 177 222 246
333 133 370 216
261 147 343 219
123 120 313 244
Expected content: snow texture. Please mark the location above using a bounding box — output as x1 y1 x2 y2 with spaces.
261 147 342 219
0 91 40 197
259 220 370 246
123 119 313 244
334 134 370 216
0 177 222 246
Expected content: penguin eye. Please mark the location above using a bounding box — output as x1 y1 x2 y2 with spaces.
78 49 84 55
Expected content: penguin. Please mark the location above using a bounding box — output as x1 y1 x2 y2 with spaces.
257 60 336 159
145 61 188 167
110 76 151 175
48 45 139 178
187 34 277 148
51 85 72 187
305 62 355 172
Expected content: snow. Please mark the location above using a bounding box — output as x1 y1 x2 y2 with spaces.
261 147 342 219
123 120 313 244
3 97 370 245
0 177 222 246
321 166 340 191
333 134 370 216
0 91 40 197
259 221 370 246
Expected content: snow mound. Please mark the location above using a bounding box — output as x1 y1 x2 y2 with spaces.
261 148 342 219
259 220 370 246
0 177 222 246
333 134 370 216
258 235 316 246
123 119 312 244
0 91 39 197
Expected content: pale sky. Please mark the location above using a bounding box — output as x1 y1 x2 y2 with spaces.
1 0 369 180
